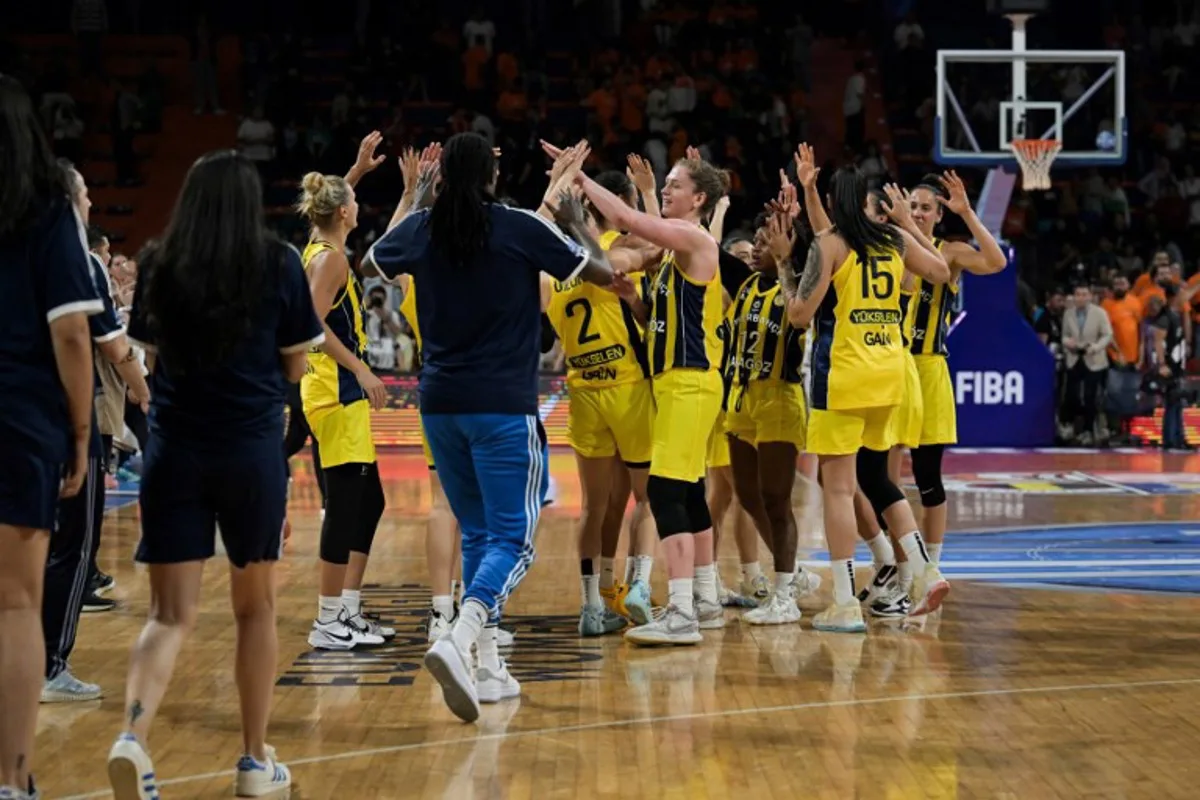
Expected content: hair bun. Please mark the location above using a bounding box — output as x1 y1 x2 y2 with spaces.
301 172 326 195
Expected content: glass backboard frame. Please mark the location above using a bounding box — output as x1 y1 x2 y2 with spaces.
934 49 1127 169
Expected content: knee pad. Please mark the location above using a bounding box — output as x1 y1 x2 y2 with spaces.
687 478 713 532
910 444 946 507
648 475 692 538
855 448 905 517
349 463 385 555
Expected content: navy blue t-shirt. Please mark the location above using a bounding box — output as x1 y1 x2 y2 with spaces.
367 205 586 415
87 251 124 459
0 196 104 464
127 243 325 452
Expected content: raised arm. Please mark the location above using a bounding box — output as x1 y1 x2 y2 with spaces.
537 141 591 222
781 233 836 328
344 131 386 189
547 190 614 287
387 143 441 232
883 184 950 284
795 143 831 234
707 195 730 243
938 170 1007 275
578 173 713 256
627 154 660 217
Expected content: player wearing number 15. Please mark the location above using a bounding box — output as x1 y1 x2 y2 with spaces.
783 167 950 633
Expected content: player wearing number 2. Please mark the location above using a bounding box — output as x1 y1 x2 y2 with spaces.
542 170 661 636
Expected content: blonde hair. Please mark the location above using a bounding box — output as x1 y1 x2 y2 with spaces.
296 172 351 227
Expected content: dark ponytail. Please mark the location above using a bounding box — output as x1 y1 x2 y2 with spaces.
587 170 635 227
828 166 903 264
428 133 496 266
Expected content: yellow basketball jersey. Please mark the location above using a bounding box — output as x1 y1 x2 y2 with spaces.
645 251 724 376
899 287 917 348
909 238 959 357
545 229 649 390
398 276 421 350
810 246 905 411
727 272 806 387
301 239 368 412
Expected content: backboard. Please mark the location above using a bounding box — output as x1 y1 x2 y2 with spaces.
934 17 1126 171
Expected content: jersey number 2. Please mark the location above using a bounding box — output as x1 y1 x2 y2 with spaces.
860 255 895 300
565 298 601 344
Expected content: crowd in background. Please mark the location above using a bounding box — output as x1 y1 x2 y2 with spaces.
6 0 1200 447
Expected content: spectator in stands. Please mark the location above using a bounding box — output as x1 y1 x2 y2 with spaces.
893 12 924 50
363 286 405 373
237 105 276 178
463 5 496 56
1061 284 1113 445
1102 274 1144 445
1146 286 1190 449
1036 287 1067 408
111 78 142 186
843 60 866 151
190 14 224 116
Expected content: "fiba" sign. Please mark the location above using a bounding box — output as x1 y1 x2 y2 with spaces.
955 370 1024 405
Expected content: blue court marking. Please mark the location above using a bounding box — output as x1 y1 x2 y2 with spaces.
800 521 1200 595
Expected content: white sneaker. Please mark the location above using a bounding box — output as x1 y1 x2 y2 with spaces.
41 669 102 702
348 609 395 640
424 636 481 722
308 610 384 651
740 574 772 605
909 564 950 617
792 569 822 599
234 746 291 797
624 604 703 646
811 600 868 633
496 627 515 648
477 658 521 703
108 733 158 800
428 609 454 643
695 597 726 630
743 592 802 625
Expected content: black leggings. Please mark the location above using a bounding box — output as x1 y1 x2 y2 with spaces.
284 384 326 506
319 462 385 564
910 444 946 507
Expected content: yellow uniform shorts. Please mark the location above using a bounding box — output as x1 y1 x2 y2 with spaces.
807 405 898 457
896 352 925 449
567 379 655 465
651 369 723 482
914 354 958 446
707 411 731 469
306 399 377 468
725 380 808 449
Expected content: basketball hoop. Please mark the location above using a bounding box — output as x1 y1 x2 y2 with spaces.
1010 138 1061 190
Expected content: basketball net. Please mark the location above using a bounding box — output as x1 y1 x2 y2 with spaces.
1010 139 1061 191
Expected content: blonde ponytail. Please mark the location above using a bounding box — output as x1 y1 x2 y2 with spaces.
296 171 351 227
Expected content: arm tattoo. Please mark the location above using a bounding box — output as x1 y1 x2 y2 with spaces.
778 256 798 298
797 240 823 301
119 347 138 364
565 221 612 276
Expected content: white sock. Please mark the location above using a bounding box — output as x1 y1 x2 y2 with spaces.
898 560 915 590
897 531 931 565
668 578 694 615
741 561 763 583
694 564 718 604
633 555 654 583
432 594 454 619
581 574 601 608
341 589 362 617
774 572 794 598
928 543 943 565
600 557 615 590
864 533 896 568
318 595 340 624
478 624 501 671
451 599 488 653
831 558 855 605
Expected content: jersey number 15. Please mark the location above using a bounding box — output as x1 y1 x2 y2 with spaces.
860 255 895 300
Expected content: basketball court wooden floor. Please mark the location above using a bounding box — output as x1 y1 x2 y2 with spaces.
40 449 1200 799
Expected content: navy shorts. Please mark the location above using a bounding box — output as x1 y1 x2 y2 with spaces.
137 435 287 569
0 449 61 531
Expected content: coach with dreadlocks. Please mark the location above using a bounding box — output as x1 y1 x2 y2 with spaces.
365 133 612 723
